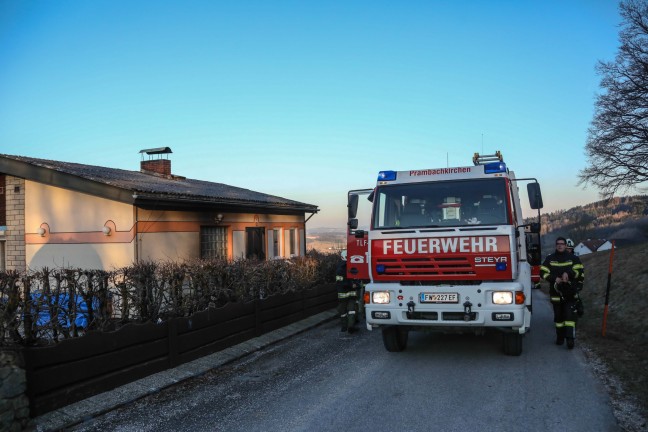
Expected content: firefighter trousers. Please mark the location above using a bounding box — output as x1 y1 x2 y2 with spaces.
337 289 358 331
552 300 578 341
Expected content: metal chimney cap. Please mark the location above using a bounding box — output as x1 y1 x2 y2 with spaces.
139 147 172 155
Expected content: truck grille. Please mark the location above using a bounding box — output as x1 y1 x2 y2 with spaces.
376 256 475 278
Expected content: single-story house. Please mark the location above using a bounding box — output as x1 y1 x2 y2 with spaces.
0 148 319 271
573 239 614 256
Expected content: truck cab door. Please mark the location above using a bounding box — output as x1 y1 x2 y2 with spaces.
347 189 373 280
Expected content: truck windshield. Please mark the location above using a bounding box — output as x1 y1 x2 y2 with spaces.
373 178 510 229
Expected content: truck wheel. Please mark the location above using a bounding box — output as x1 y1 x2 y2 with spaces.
382 326 408 352
502 332 523 356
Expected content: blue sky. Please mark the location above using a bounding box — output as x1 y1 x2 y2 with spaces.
0 1 623 228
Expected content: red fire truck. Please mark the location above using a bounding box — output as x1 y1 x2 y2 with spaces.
347 152 543 355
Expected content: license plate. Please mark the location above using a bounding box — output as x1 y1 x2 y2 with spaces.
420 292 459 303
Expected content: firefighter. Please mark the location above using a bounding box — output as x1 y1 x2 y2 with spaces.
566 238 575 254
540 237 585 349
565 238 585 317
336 250 358 333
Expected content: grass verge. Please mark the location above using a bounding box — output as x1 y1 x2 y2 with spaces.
542 242 648 431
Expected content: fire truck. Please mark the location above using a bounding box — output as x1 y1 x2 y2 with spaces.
347 152 543 356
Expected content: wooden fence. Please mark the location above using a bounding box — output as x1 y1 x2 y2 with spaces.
22 284 337 416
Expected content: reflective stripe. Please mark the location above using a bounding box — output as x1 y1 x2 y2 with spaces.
335 276 344 282
555 322 565 328
564 321 576 327
341 313 347 317
573 264 584 270
550 296 561 302
348 311 356 315
338 292 358 299
550 261 574 267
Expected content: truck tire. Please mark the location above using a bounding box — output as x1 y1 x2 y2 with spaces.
502 332 523 356
382 326 408 352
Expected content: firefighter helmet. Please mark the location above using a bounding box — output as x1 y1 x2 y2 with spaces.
566 239 575 248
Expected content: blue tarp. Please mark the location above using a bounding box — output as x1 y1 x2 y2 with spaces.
30 293 100 328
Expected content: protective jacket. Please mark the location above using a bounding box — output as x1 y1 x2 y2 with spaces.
540 250 585 301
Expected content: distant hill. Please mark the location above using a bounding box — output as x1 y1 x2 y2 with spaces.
527 195 648 256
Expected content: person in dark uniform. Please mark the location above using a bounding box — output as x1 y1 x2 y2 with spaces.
335 251 358 333
540 237 585 349
566 238 575 254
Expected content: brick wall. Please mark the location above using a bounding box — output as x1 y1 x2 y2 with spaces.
5 176 25 271
0 174 6 226
141 159 171 176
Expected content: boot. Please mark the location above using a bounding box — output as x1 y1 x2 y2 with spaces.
555 328 565 345
567 338 575 349
347 311 357 334
340 317 348 332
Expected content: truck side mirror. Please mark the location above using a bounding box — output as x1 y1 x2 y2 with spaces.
528 222 540 233
348 218 358 230
527 183 543 210
348 194 359 218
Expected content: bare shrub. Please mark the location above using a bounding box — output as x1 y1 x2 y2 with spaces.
0 251 338 346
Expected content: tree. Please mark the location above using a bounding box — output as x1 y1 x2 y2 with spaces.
580 0 648 197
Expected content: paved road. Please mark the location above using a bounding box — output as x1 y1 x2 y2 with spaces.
70 290 620 432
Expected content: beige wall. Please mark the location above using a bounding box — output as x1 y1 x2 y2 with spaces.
138 209 306 261
20 181 308 269
25 181 135 270
26 182 133 233
27 243 135 270
139 232 197 262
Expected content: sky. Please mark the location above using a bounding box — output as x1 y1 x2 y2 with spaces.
0 0 625 229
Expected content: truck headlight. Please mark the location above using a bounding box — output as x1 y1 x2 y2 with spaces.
492 291 513 305
372 291 390 304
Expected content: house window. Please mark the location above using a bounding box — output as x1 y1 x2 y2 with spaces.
200 226 228 259
273 228 281 257
289 228 297 256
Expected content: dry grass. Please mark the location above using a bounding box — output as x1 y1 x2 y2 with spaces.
562 242 648 429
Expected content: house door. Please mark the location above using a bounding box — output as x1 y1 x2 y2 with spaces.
246 227 266 260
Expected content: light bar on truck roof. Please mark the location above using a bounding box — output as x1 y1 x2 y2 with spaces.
484 162 507 174
378 171 397 181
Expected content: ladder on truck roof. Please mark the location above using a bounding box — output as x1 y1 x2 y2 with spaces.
473 151 503 166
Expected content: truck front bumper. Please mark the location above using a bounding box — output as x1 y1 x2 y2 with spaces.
364 282 530 333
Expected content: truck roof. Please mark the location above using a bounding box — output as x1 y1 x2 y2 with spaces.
376 162 512 186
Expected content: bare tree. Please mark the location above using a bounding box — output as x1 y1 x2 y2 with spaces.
580 0 648 196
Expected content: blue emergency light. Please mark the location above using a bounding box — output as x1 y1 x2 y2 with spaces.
376 264 386 274
378 171 397 181
496 262 507 271
484 162 507 174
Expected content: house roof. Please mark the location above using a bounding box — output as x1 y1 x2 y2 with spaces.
0 154 319 214
579 239 609 252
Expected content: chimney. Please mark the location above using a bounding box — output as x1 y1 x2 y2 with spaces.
139 147 172 176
